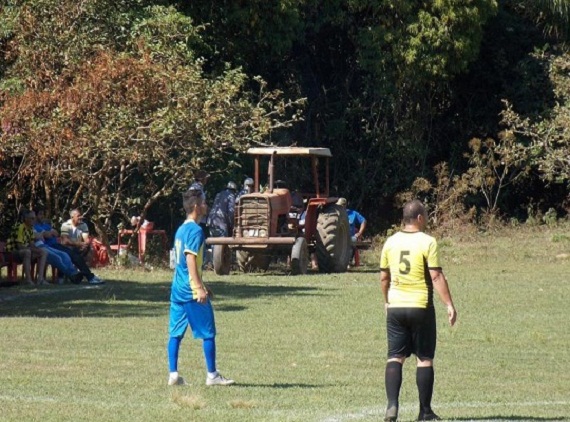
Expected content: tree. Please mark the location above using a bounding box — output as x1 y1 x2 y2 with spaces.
515 0 570 39
0 2 303 243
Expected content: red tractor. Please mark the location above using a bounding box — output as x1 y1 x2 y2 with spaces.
206 147 351 275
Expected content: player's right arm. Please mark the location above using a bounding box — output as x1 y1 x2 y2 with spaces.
429 268 457 326
379 239 391 313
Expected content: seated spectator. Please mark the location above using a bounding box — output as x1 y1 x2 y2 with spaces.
60 209 93 261
33 209 83 284
39 208 104 285
6 209 48 285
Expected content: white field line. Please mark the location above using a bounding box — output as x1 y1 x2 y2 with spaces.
321 400 570 422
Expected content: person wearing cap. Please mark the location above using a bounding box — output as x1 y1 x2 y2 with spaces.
236 177 254 201
207 181 238 237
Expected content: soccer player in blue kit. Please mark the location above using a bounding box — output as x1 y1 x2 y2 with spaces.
167 187 235 386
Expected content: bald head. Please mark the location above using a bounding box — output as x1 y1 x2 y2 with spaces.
402 199 427 225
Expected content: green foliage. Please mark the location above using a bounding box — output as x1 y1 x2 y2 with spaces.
515 0 570 40
463 133 529 214
0 1 304 242
501 48 570 188
4 0 567 238
351 0 498 85
396 162 477 234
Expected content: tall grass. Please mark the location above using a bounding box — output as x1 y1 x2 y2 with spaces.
1 223 569 421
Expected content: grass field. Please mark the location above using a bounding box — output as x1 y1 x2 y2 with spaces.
1 224 569 421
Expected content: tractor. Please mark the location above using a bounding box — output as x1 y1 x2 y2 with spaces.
206 147 351 275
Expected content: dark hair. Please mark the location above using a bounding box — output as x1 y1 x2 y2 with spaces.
194 170 210 182
402 199 426 224
183 188 203 214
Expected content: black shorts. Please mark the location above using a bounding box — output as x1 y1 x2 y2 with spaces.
386 307 436 360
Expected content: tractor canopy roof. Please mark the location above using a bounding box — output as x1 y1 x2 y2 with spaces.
246 147 332 158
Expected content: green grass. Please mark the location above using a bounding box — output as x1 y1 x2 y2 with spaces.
1 223 570 421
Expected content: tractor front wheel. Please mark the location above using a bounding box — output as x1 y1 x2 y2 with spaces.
213 244 231 275
290 237 308 275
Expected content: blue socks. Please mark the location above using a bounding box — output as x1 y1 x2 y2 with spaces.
203 338 216 373
168 336 216 374
167 337 181 372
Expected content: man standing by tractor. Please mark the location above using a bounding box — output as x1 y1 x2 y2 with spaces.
207 181 237 237
236 177 254 201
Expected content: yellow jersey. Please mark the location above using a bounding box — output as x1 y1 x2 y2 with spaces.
380 231 441 308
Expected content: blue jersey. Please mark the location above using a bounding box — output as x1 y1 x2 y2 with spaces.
170 220 205 302
347 209 366 236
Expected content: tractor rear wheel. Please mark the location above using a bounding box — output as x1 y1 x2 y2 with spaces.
213 244 231 275
315 204 351 273
236 250 270 272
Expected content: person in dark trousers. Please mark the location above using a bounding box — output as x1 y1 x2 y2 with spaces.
37 207 104 284
207 181 237 237
380 199 457 422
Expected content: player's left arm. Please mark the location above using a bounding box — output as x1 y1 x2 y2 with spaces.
427 238 456 326
187 252 208 303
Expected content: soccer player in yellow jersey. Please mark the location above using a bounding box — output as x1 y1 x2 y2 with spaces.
380 200 457 422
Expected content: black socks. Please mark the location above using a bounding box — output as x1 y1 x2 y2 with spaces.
385 361 403 408
416 366 435 414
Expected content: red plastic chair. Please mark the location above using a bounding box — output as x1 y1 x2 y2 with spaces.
0 241 20 283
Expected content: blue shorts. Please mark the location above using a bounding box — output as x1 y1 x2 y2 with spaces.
169 300 216 339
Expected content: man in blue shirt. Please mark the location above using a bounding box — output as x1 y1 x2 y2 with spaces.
35 208 104 285
33 209 83 284
337 198 367 242
167 187 234 387
337 198 367 266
